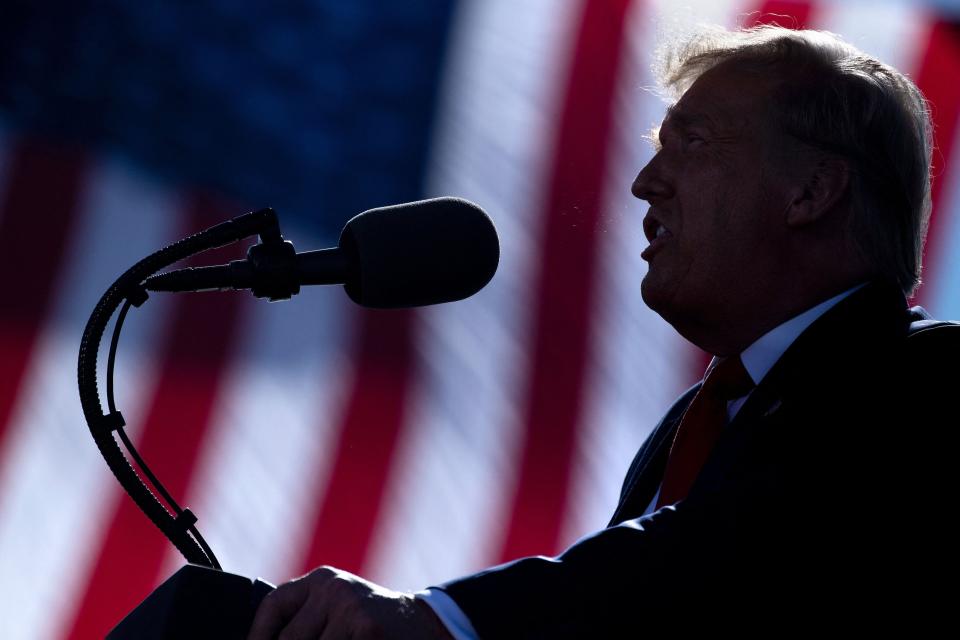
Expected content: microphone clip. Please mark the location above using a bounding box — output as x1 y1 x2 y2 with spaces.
234 239 300 301
144 208 301 301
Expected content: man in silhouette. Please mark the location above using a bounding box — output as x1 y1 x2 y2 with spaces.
248 25 954 639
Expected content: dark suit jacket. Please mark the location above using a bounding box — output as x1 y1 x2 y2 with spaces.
439 280 959 637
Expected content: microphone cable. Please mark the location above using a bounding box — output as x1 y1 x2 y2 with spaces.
79 207 283 569
105 298 221 570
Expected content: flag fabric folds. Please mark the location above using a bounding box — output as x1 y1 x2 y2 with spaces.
0 1 958 638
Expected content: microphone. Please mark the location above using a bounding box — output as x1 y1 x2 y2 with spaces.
144 197 500 308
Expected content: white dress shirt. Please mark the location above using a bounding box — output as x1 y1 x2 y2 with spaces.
419 283 865 639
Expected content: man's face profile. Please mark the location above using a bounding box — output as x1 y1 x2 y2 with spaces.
632 62 798 353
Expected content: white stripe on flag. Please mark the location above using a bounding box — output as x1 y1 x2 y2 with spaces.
0 157 181 640
815 0 931 73
649 0 757 34
364 0 582 589
159 263 356 585
925 115 960 319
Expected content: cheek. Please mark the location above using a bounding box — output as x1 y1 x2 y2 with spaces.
708 177 772 247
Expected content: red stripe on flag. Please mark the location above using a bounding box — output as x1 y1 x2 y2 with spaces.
0 138 85 456
59 194 247 640
497 0 633 562
914 20 960 305
298 308 415 575
745 0 814 28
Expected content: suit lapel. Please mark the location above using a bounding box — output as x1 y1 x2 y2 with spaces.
608 383 698 525
690 383 784 493
610 367 787 525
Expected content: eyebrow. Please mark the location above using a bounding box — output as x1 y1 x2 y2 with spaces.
646 105 721 151
662 104 717 131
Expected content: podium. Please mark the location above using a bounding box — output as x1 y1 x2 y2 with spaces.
107 564 275 639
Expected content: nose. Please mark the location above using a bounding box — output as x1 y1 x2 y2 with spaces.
631 153 673 203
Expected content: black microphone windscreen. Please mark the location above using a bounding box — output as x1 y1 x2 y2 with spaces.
339 197 499 308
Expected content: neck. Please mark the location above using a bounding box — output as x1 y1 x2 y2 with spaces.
681 275 870 356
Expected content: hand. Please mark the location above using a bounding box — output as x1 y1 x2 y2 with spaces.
246 566 454 640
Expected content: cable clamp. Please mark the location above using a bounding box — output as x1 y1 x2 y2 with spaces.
175 508 198 532
93 411 126 434
125 284 149 307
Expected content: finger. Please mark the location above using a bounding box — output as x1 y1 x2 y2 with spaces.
280 570 368 640
278 598 332 640
247 578 313 640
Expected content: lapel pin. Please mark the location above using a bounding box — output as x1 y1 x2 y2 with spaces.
762 398 783 418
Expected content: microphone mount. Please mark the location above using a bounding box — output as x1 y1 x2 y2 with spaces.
143 210 319 301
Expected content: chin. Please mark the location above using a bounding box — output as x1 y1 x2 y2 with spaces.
640 276 671 318
641 277 696 338
643 282 729 354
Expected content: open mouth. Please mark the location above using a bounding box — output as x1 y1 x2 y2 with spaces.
642 213 671 243
642 213 673 260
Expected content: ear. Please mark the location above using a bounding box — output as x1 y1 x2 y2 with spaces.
785 154 850 228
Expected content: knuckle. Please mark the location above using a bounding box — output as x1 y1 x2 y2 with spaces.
304 566 340 593
312 565 337 579
259 586 288 609
328 575 358 597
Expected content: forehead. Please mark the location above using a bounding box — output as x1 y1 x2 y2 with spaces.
664 63 776 132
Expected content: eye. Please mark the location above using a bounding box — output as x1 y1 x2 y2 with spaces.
685 133 705 147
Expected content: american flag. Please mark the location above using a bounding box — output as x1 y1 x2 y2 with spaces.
0 1 957 638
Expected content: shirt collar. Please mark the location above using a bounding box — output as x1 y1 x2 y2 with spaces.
738 282 867 386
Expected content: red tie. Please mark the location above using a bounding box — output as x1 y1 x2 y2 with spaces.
656 356 755 508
